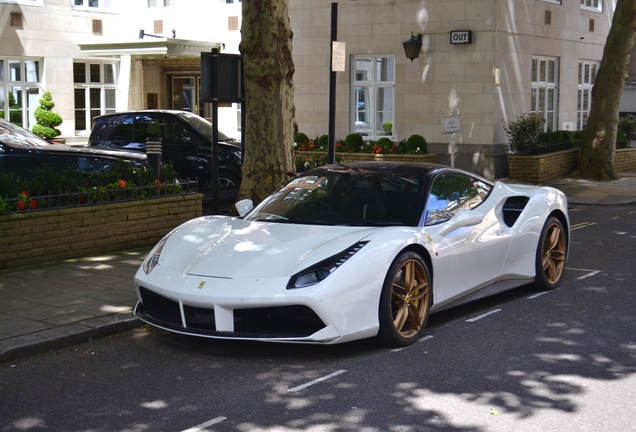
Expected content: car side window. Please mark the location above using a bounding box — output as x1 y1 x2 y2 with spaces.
424 174 492 226
112 117 134 145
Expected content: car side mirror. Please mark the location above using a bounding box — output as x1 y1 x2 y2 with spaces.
438 209 484 237
176 136 192 144
235 199 254 217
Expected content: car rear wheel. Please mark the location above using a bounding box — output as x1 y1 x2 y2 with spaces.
204 172 240 189
378 251 431 347
534 216 567 290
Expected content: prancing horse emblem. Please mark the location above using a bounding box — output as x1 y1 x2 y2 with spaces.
197 281 206 289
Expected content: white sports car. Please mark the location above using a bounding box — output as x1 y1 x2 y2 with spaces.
134 162 569 347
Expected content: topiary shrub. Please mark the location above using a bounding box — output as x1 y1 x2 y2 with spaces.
317 134 329 148
295 132 309 145
503 112 545 155
382 120 393 135
405 134 427 154
373 137 395 154
617 114 636 148
32 91 63 140
345 133 364 152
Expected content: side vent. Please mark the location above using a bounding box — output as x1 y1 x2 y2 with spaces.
502 196 529 228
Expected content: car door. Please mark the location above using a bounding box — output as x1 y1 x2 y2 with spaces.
423 172 512 305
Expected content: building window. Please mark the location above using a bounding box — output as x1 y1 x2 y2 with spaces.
73 61 117 132
225 0 242 3
148 0 174 7
0 57 42 130
73 0 112 8
581 0 602 12
577 61 599 130
531 56 559 132
351 55 395 138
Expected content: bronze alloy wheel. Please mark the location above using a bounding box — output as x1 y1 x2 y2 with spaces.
541 220 567 284
390 258 431 339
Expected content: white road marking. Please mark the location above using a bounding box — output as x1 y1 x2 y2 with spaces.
466 309 501 322
287 370 347 393
527 291 550 299
418 335 434 343
567 267 601 280
612 231 627 235
181 416 227 432
570 222 597 231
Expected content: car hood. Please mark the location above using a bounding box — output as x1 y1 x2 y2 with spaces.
155 216 379 279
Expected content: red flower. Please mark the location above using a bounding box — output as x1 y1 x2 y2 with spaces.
154 179 163 193
29 199 37 209
80 196 87 204
118 179 126 188
336 142 342 147
309 144 315 149
17 201 26 211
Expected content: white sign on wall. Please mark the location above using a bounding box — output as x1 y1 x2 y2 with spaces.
332 42 346 72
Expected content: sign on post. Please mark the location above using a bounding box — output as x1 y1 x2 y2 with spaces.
442 115 462 134
332 41 346 72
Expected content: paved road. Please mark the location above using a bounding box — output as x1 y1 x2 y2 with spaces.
1 204 635 431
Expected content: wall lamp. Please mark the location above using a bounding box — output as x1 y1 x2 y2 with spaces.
139 29 163 39
402 32 423 62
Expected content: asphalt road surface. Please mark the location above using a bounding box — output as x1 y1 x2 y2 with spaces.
1 204 635 432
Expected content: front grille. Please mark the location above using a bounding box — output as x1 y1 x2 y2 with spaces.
137 287 327 339
233 305 326 337
139 287 182 327
183 305 216 331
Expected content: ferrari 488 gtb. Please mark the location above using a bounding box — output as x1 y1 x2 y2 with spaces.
134 162 569 347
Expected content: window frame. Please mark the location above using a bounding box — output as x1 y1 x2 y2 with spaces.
350 55 395 140
72 0 112 9
577 60 599 130
0 57 43 130
580 0 602 13
73 61 118 133
530 56 560 132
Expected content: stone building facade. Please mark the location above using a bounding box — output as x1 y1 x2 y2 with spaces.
0 0 620 177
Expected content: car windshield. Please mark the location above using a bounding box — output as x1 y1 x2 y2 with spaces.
245 169 426 226
177 112 231 142
0 120 50 148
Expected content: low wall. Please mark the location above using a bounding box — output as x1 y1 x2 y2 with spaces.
616 147 636 172
508 149 581 183
295 151 438 164
0 194 202 270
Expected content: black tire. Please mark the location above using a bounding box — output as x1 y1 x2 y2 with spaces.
378 251 432 347
534 216 567 291
204 172 240 189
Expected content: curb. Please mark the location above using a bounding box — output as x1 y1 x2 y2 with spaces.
0 313 144 363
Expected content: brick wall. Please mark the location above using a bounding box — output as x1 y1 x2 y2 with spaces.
508 149 581 183
616 148 636 172
0 194 202 270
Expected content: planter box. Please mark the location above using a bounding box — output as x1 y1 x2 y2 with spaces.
295 151 437 165
616 147 636 172
508 149 581 183
0 194 202 270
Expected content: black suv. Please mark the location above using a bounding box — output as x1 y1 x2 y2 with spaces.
87 110 242 188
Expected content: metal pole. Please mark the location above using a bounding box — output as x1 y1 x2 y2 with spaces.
327 2 338 165
211 49 220 214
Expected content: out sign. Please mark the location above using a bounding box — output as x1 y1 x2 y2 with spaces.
450 31 472 44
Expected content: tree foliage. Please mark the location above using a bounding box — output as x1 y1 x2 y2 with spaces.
238 0 296 205
578 0 636 180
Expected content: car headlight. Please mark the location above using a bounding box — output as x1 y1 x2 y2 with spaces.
233 150 242 162
142 231 174 275
287 241 368 289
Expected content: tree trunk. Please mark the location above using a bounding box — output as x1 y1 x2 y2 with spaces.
238 0 296 205
579 0 636 180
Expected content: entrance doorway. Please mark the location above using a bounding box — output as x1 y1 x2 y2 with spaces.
171 76 199 114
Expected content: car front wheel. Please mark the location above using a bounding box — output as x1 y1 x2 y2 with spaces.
378 251 432 347
534 216 567 290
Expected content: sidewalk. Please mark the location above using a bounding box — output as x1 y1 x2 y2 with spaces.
2 172 636 362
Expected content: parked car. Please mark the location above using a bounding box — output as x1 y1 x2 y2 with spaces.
134 161 569 347
0 118 148 181
87 110 242 189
